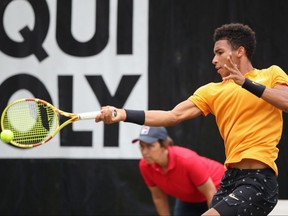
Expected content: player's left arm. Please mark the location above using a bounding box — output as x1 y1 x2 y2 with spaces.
261 84 288 112
223 56 288 112
196 177 217 208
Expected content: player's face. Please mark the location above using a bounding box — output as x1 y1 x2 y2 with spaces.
212 39 237 78
139 141 166 164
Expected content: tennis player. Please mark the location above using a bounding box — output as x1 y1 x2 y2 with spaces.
96 23 288 215
133 126 225 216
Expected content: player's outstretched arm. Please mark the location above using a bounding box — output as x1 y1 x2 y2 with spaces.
223 55 288 112
261 84 288 112
95 99 202 126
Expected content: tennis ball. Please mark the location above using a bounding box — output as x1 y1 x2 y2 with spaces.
0 129 14 143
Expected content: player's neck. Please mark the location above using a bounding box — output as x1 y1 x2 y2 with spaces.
157 149 169 172
239 60 254 75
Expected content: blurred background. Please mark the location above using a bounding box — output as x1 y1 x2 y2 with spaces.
0 0 287 215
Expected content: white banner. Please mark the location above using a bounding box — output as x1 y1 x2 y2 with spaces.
0 0 148 159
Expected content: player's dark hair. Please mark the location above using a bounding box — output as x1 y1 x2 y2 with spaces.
159 136 174 147
213 23 256 61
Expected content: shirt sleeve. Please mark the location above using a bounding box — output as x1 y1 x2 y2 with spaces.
185 155 210 187
271 65 288 86
189 84 212 116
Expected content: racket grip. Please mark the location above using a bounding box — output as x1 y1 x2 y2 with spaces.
78 111 101 120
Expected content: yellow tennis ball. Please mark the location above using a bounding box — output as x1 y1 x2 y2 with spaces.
1 129 14 143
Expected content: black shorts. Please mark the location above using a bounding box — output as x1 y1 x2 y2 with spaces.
212 168 278 216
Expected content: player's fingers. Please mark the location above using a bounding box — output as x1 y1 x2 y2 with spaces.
103 107 114 123
224 64 232 71
95 114 101 122
227 56 238 69
95 107 105 122
222 75 231 81
95 106 113 123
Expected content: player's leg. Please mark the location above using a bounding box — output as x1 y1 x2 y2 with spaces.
201 169 234 215
201 207 220 215
209 168 278 215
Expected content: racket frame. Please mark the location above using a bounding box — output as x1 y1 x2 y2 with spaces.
1 98 100 148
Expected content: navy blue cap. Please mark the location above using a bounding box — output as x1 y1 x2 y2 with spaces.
132 126 168 144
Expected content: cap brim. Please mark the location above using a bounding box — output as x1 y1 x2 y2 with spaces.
131 136 158 144
132 139 139 144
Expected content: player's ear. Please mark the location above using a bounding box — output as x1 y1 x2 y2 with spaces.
237 46 245 57
163 136 174 147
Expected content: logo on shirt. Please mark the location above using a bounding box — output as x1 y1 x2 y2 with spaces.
253 78 265 84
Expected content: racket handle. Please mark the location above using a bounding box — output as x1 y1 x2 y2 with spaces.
78 111 101 120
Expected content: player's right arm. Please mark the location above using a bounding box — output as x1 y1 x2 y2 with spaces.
148 186 171 216
96 99 202 126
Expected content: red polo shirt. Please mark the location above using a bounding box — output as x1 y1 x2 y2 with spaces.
139 146 225 202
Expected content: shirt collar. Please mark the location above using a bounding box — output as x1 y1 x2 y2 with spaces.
151 146 176 173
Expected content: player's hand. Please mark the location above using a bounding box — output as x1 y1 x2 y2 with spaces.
95 106 125 124
222 55 245 86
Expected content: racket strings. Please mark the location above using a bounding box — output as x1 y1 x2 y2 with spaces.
3 101 59 145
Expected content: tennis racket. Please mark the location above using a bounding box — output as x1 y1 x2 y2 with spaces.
0 98 103 148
